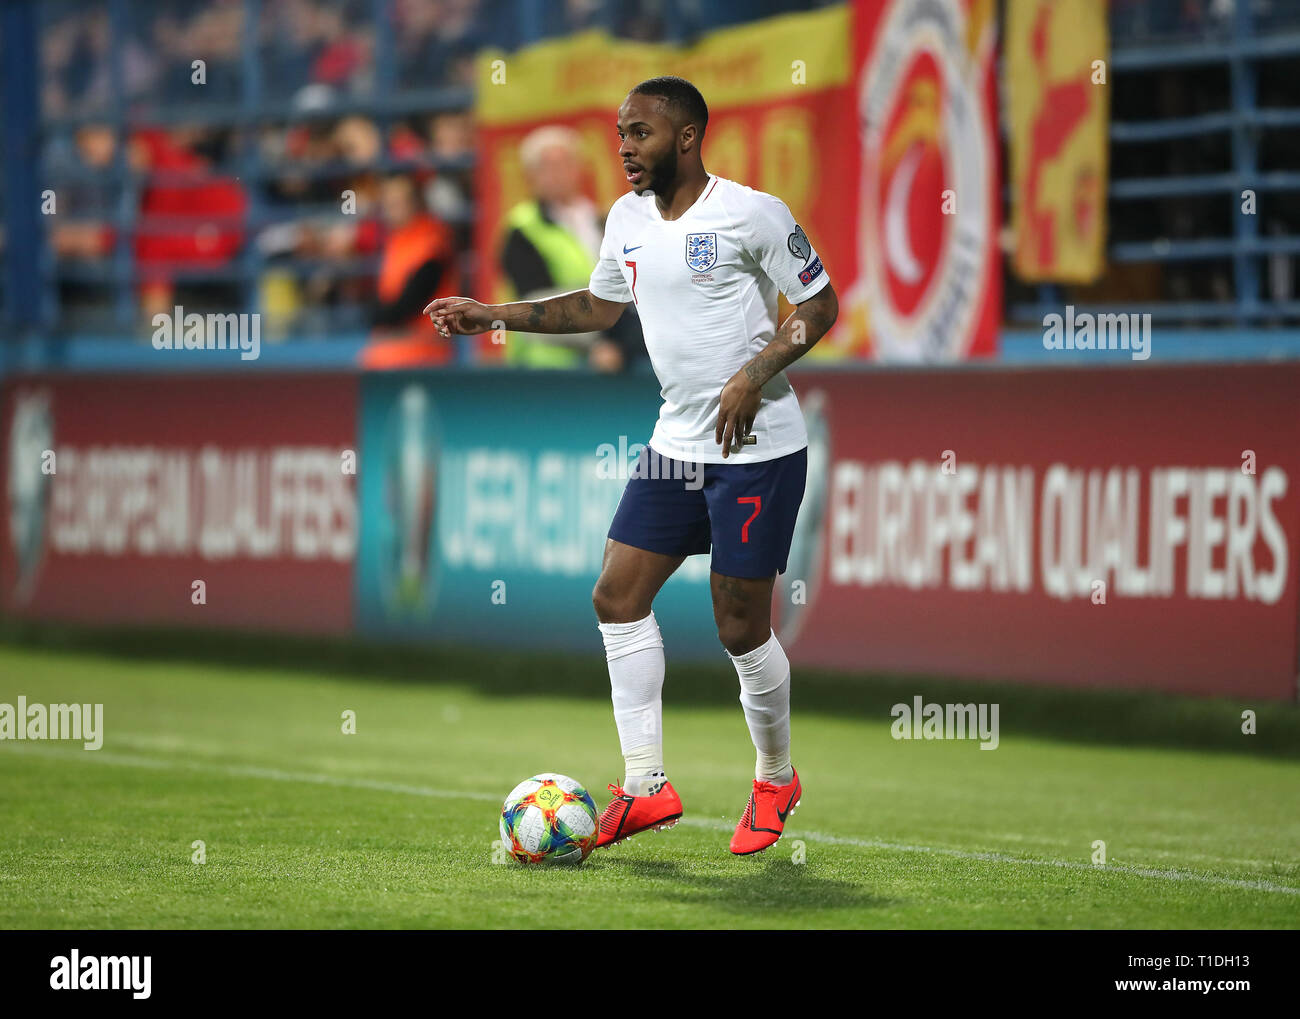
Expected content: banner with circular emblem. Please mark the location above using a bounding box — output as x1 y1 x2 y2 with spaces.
836 0 1002 361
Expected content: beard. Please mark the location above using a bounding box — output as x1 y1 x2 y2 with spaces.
643 146 677 193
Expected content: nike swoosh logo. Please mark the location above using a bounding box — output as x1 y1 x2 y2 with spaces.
622 244 643 254
776 788 798 823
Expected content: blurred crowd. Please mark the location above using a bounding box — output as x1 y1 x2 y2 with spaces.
41 0 493 115
29 0 1300 348
43 111 478 342
1110 0 1297 40
40 0 489 356
37 0 662 365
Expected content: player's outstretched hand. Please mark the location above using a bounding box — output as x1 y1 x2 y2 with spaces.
423 296 495 337
715 369 762 458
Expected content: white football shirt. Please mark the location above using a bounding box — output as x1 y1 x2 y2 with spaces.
588 174 831 465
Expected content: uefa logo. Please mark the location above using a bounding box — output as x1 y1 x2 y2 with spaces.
6 389 54 603
775 389 830 646
378 383 442 617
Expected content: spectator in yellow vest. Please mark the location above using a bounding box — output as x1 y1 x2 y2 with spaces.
500 125 644 371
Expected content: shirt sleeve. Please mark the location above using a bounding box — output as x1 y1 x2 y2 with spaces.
587 209 633 303
745 193 831 303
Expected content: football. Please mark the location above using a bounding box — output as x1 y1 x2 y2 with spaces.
499 773 600 865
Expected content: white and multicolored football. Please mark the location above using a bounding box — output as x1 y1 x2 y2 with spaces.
499 773 600 865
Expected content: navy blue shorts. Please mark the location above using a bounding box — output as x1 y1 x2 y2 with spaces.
607 445 808 579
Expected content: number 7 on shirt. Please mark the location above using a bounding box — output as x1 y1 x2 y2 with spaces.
624 260 638 304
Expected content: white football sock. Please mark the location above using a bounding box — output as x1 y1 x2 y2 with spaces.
727 629 794 784
622 768 666 797
597 612 666 794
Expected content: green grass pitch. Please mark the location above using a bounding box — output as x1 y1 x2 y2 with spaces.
1 627 1298 929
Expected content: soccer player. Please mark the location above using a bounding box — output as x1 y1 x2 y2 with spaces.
425 76 838 855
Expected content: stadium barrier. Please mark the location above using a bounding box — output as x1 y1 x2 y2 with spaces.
785 364 1299 702
0 374 357 634
4 365 1296 700
354 370 717 655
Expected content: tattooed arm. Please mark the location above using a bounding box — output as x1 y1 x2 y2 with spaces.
714 282 839 458
423 289 626 336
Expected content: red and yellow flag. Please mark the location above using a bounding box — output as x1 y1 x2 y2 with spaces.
1006 0 1110 283
472 8 855 359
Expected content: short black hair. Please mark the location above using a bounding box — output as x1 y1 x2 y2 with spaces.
629 76 709 139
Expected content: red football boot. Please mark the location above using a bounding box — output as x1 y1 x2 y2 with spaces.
730 767 802 855
595 780 683 848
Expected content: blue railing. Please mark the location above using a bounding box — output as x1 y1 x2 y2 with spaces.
1011 0 1300 330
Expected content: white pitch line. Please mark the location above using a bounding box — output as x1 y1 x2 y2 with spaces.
678 820 1300 898
0 744 502 802
4 743 1298 898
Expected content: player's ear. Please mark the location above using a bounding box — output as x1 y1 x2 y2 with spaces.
680 122 697 154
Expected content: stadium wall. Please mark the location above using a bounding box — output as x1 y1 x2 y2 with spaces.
0 374 358 634
2 365 1297 700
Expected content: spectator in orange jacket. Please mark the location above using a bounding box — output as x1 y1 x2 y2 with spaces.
360 174 460 369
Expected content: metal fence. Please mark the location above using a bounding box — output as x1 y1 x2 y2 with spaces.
1009 0 1300 328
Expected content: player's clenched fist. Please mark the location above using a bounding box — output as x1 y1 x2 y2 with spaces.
423 296 495 337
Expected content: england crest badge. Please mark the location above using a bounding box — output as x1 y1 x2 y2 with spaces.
685 232 717 272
